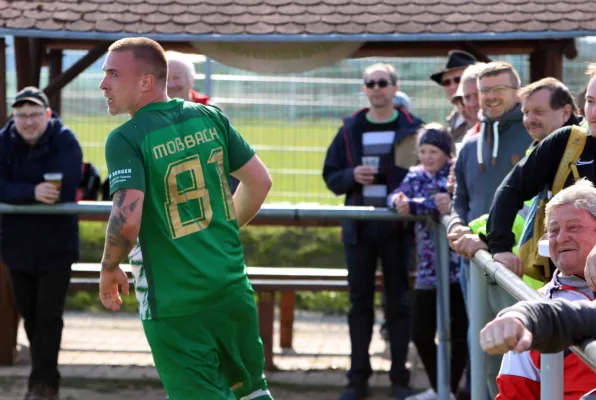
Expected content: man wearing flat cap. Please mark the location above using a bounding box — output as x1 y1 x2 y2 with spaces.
0 86 82 400
431 50 477 143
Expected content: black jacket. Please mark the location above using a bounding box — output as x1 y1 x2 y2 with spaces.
0 114 82 271
322 107 423 244
487 115 590 253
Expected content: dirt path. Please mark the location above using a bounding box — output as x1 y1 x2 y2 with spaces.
0 378 403 400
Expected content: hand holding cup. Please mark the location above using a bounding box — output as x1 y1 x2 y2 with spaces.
36 172 62 204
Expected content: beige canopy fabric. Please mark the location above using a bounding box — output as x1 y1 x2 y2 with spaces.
191 42 364 74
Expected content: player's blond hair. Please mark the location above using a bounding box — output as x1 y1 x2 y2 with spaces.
109 37 168 81
586 62 596 78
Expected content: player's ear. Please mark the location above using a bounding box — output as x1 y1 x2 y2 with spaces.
141 73 155 92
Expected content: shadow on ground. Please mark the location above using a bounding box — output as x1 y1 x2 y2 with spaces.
0 377 419 400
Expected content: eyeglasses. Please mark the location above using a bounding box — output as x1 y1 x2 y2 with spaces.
441 76 461 87
365 79 391 89
479 85 519 94
13 112 45 121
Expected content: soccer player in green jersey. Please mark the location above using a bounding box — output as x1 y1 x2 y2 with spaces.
97 37 273 400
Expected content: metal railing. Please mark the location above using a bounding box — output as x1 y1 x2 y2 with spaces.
439 215 596 400
1 202 596 399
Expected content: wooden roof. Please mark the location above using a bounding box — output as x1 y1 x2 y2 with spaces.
0 0 594 41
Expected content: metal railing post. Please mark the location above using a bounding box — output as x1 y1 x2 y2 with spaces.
203 57 213 97
434 222 451 400
474 250 565 400
470 260 488 400
540 351 564 399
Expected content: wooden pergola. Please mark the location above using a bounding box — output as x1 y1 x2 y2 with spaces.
2 37 579 120
0 0 594 364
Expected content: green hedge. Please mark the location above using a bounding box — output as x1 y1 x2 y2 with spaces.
74 222 352 314
80 222 345 266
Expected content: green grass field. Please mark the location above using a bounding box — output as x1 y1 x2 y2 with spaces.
63 115 344 205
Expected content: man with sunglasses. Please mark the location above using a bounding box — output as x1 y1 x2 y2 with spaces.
323 63 423 400
431 50 477 143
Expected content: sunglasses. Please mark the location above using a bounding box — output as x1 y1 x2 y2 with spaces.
441 76 461 87
365 79 391 89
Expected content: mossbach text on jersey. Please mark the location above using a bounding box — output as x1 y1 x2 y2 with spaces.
152 127 220 160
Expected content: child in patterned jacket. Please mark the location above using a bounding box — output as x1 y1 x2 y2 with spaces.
387 123 469 400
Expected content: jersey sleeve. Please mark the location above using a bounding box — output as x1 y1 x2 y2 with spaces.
105 130 145 195
226 121 256 172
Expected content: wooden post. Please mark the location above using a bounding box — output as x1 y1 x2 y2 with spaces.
44 42 110 99
279 292 295 349
0 261 18 365
257 291 275 370
47 50 63 115
14 37 30 90
0 37 15 365
28 38 44 89
0 37 7 126
530 41 563 82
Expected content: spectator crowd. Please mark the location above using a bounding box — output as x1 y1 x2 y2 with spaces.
323 51 596 400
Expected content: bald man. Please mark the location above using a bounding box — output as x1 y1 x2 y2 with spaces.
166 53 223 111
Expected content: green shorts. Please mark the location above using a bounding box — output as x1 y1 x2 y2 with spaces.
143 287 273 400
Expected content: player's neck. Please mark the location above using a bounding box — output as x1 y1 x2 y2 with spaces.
129 91 169 117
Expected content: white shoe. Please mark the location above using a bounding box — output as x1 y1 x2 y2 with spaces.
405 388 437 400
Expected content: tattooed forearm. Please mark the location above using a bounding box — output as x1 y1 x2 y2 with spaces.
106 193 139 248
101 189 144 271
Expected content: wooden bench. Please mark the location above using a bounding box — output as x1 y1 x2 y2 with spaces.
70 263 413 370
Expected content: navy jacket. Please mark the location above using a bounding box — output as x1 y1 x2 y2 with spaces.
322 107 423 244
0 114 82 271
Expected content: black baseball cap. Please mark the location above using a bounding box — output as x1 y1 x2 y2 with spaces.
12 86 49 108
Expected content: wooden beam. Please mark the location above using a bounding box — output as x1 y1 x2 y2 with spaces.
562 38 578 60
44 42 110 99
46 38 541 58
46 39 103 51
0 41 14 366
351 41 538 58
279 292 295 349
14 37 30 90
0 262 18 365
530 40 564 82
257 291 275 370
46 39 196 54
459 41 492 63
28 38 44 88
47 50 63 115
0 38 6 126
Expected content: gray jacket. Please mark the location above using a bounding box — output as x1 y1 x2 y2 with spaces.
446 108 468 144
453 103 532 224
501 299 596 354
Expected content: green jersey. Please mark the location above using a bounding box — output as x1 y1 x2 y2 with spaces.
105 99 255 320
